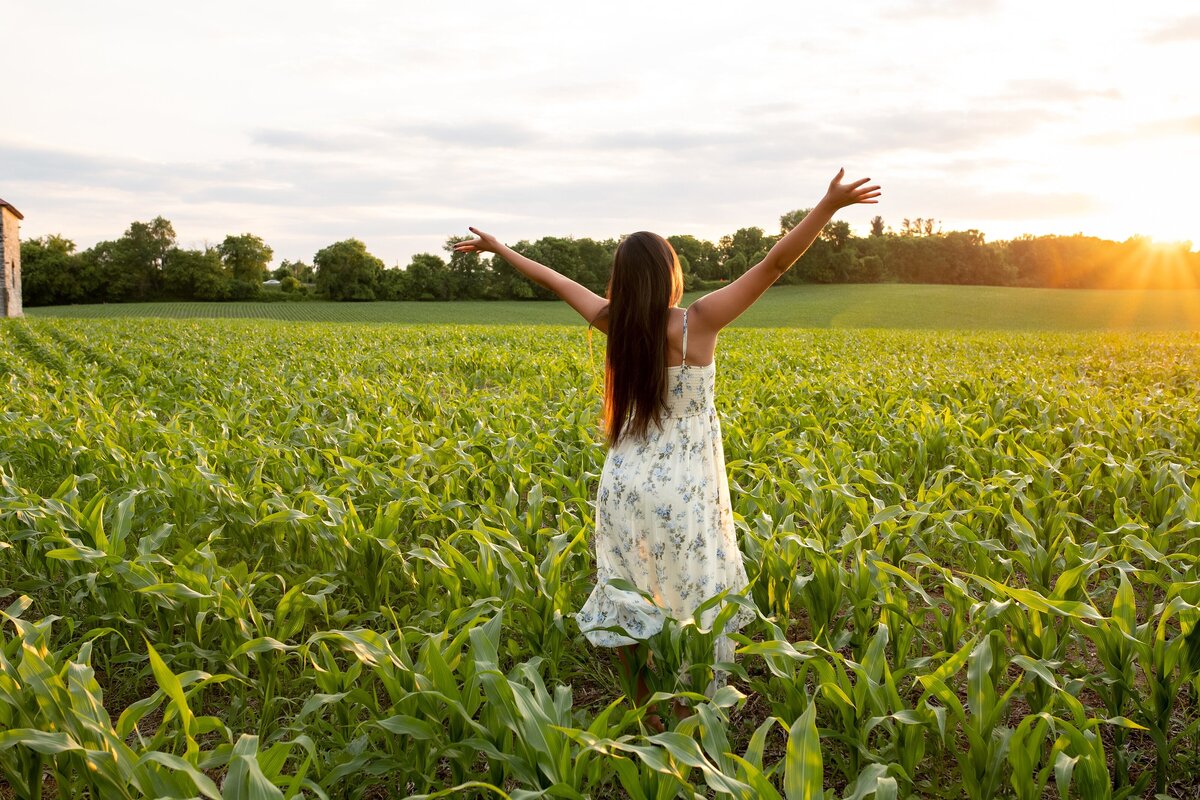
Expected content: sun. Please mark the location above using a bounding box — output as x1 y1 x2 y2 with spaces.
1078 235 1200 329
1084 235 1196 291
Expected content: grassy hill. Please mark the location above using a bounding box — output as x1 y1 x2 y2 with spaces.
26 283 1200 330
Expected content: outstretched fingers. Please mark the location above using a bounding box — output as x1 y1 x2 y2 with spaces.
853 183 882 204
454 226 497 253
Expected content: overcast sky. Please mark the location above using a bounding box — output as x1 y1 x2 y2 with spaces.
5 1 1198 267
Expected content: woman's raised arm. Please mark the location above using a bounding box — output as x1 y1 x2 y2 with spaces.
454 227 609 331
689 170 880 333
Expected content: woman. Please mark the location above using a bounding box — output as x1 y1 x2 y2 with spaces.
455 169 880 726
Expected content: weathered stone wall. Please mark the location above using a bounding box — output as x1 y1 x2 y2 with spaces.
1 207 21 317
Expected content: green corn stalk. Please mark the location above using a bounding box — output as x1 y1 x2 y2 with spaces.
4 319 1200 796
1126 590 1200 794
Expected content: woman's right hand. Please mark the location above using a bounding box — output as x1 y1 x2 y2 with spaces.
453 227 502 255
822 169 881 210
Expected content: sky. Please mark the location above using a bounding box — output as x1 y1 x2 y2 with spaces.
5 1 1198 268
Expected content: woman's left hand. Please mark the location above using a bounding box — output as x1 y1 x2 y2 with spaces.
453 227 501 254
823 169 882 210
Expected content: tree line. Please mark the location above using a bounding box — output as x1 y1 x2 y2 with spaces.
20 212 1200 306
18 218 307 306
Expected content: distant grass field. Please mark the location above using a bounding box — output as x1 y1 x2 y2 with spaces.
26 283 1200 330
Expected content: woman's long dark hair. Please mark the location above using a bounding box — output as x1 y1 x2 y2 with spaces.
602 231 684 446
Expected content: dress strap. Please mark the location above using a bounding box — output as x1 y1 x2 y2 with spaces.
681 308 689 367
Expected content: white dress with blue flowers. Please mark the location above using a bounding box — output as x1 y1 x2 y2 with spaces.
577 308 753 668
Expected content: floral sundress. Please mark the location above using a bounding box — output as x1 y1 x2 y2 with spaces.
576 308 754 683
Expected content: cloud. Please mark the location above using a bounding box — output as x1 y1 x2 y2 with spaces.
712 106 1059 168
127 101 1071 227
0 143 177 193
939 190 1101 220
992 79 1121 104
560 103 1057 172
380 121 544 149
268 214 470 242
250 129 387 152
1081 114 1200 145
533 78 639 102
858 107 1055 153
245 100 1058 177
882 0 1000 21
1143 15 1200 43
252 120 546 156
583 129 743 151
0 140 414 220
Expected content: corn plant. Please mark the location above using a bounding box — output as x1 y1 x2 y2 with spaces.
2 317 1199 797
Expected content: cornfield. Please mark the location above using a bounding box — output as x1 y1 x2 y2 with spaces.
1 316 1198 799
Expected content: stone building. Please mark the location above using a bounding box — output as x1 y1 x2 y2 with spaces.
0 198 22 317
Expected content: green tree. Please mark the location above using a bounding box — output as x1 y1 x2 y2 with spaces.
677 253 695 289
882 235 925 282
901 218 941 237
856 233 891 282
822 220 852 251
858 254 885 282
218 234 273 282
314 239 384 300
217 234 272 299
77 241 120 302
97 216 176 301
275 258 314 282
376 266 407 300
667 235 720 281
163 247 230 300
484 251 530 299
869 215 886 237
521 237 584 292
402 253 451 300
444 236 485 299
793 240 837 283
575 237 617 293
20 235 84 306
719 227 773 278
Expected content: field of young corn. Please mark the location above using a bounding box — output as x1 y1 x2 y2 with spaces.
1 316 1198 799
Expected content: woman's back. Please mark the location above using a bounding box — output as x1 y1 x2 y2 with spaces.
661 308 716 422
662 306 714 369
